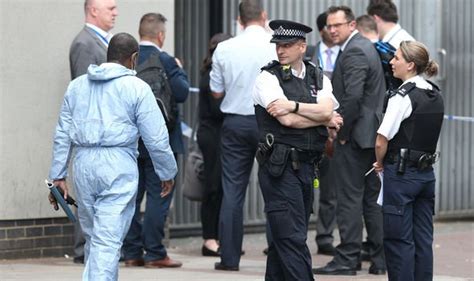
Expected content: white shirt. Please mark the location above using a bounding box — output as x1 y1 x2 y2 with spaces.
340 30 359 51
139 40 162 51
382 24 415 48
377 75 432 140
318 42 340 72
86 23 111 47
210 25 277 115
253 61 339 110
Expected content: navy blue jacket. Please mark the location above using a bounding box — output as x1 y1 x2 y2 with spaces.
138 45 190 154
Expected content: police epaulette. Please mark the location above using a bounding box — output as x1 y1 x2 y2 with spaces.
395 82 416 97
426 80 441 92
304 60 323 91
304 59 316 68
261 60 280 71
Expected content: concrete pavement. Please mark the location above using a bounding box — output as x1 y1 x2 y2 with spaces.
0 220 472 280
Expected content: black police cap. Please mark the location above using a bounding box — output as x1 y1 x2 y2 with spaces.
269 19 312 43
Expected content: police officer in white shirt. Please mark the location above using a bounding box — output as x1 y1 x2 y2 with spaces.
253 19 342 281
374 41 443 281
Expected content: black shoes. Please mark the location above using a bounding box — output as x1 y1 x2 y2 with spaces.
202 246 220 257
368 264 387 275
201 246 245 257
263 247 268 255
313 261 357 276
355 261 362 271
360 245 371 262
317 243 336 256
214 262 239 271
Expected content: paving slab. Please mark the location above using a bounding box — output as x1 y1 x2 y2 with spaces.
0 221 472 280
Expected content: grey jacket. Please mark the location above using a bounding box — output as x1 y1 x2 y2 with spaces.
69 26 107 80
332 33 386 149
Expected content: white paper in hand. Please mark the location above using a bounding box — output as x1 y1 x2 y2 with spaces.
376 171 384 206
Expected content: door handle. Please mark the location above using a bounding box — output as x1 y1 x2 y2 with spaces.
437 48 447 81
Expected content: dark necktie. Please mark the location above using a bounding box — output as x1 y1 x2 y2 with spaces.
332 49 343 75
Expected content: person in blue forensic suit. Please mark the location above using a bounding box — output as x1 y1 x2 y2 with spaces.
122 12 189 268
373 41 444 281
253 19 342 280
68 0 119 264
48 33 177 281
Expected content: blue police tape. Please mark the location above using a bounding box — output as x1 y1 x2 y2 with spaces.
444 115 474 122
188 89 473 122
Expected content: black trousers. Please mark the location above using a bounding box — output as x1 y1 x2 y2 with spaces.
383 164 435 281
259 160 315 281
197 122 223 240
315 155 337 247
331 141 385 269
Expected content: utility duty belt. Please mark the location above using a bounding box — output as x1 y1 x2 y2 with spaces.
386 148 439 174
256 133 321 177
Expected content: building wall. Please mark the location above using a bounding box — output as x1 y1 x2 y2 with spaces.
0 0 175 259
0 0 472 260
173 0 473 232
0 0 175 220
436 0 474 218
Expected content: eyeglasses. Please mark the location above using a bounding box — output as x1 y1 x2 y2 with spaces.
325 21 350 30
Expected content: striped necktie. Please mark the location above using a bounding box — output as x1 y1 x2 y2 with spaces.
325 48 334 71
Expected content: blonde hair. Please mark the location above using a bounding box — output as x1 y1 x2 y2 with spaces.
399 41 439 77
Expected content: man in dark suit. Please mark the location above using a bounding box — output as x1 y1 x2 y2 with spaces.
305 12 340 79
68 0 118 264
313 6 386 276
122 12 189 269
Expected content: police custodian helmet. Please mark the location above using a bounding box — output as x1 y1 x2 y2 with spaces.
269 19 312 43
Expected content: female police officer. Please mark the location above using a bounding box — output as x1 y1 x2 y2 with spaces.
373 41 444 281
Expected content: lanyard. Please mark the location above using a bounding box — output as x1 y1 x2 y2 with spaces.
385 27 402 44
317 44 324 69
91 28 109 46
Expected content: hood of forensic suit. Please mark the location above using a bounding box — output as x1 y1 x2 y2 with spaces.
87 62 137 81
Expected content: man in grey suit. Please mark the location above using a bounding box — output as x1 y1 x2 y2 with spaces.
68 0 118 263
70 0 118 79
313 6 386 276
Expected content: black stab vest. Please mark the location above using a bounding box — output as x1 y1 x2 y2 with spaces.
388 81 444 154
255 60 328 152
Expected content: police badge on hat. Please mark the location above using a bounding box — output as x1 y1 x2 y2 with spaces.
269 19 312 43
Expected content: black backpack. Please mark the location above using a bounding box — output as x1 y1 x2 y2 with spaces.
136 52 178 131
374 41 403 91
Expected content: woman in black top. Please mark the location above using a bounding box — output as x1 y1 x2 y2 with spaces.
197 33 232 256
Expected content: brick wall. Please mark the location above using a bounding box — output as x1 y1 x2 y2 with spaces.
0 218 74 260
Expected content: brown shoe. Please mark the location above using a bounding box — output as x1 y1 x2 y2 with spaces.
144 256 182 268
124 258 145 267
